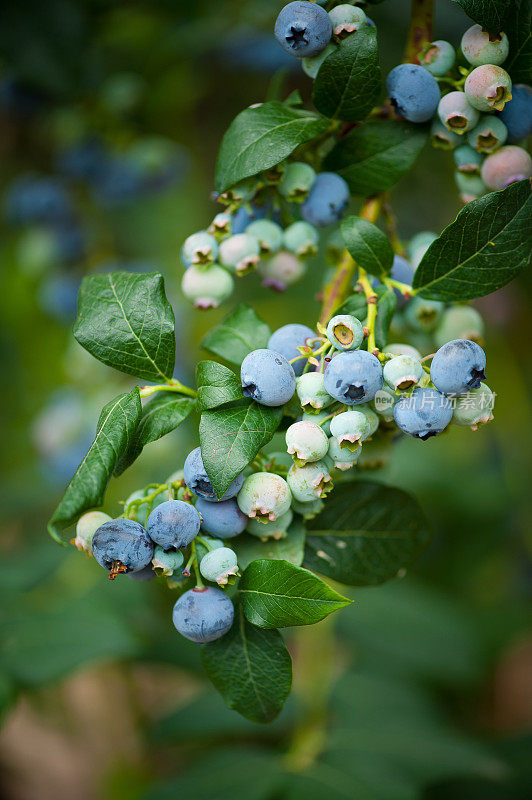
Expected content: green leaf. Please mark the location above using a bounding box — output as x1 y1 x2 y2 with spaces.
196 360 244 412
200 400 282 499
413 180 532 301
235 519 306 571
341 216 394 280
74 271 176 382
201 304 271 365
114 393 194 476
215 102 330 193
202 604 292 723
47 388 142 543
324 119 428 195
451 0 512 36
313 27 381 121
239 559 351 628
337 286 397 350
504 0 532 84
304 482 431 586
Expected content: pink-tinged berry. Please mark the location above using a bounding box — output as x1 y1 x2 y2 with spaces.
480 146 532 190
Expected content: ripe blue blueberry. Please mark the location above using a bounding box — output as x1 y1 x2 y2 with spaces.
241 349 296 406
73 510 111 553
283 221 319 257
326 314 364 351
383 354 423 392
324 350 383 405
453 144 483 174
237 472 292 522
394 388 453 440
258 250 306 291
464 65 512 112
247 509 293 540
328 5 367 38
461 25 509 67
430 338 486 396
286 420 329 465
301 172 350 227
172 587 234 643
274 2 333 59
327 437 361 470
92 518 154 576
287 460 333 501
219 233 260 275
498 85 532 143
195 497 248 539
386 64 440 123
434 306 484 348
467 116 508 153
420 40 456 76
437 91 480 134
481 145 532 190
146 499 201 549
152 546 184 577
296 372 335 411
279 162 317 202
200 547 239 585
268 323 315 377
184 447 244 502
181 264 234 309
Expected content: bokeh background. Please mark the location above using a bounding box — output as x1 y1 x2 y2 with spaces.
0 1 531 798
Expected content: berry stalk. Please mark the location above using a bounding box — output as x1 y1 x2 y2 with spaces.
403 0 435 64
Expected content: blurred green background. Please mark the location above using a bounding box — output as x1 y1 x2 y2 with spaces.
0 1 531 798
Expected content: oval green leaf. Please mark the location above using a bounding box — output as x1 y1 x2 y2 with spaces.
341 216 394 280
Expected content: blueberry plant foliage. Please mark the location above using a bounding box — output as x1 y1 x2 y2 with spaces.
48 0 531 724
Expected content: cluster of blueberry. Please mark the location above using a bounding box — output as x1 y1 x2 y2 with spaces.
385 23 531 202
181 165 349 308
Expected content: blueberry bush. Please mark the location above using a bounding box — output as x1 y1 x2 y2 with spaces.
48 0 531 730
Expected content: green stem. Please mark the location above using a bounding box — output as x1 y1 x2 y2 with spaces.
139 379 197 399
191 540 204 588
384 277 415 296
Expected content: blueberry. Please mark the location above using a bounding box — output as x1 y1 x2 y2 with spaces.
92 518 154 577
124 488 169 527
386 64 440 123
430 338 486 396
389 255 415 308
152 546 184 577
275 1 333 59
283 221 319 257
327 437 361 470
286 420 329 465
384 342 422 359
208 212 232 239
461 25 509 67
246 220 283 255
420 40 456 76
231 203 269 234
73 511 111 553
195 497 248 539
357 404 380 437
268 323 315 377
300 410 332 435
279 162 317 202
246 509 293 540
324 350 383 405
431 119 463 150
328 5 367 38
301 172 349 227
464 65 512 112
467 116 508 153
453 144 483 174
184 447 244 502
434 306 484 348
383 354 423 392
181 264 234 309
296 372 335 411
407 231 437 269
437 91 480 135
404 296 444 332
454 171 487 202
181 231 219 268
219 178 258 205
287 461 333 501
371 385 399 422
4 175 72 225
237 472 292 521
291 497 324 519
452 383 495 428
326 314 364 351
200 547 239 585
497 85 532 143
146 499 201 549
394 387 453 440
172 587 234 643
480 145 532 190
329 410 371 448
241 349 296 406
258 250 307 290
219 233 260 275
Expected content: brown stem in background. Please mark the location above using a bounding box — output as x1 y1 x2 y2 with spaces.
403 0 434 64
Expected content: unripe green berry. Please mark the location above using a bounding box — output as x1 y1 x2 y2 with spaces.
371 385 398 421
300 411 332 436
452 383 494 428
258 251 306 291
384 343 423 360
208 212 232 239
286 420 329 466
327 437 361 470
219 178 258 205
464 65 512 112
283 221 319 257
329 410 371 448
404 296 445 332
279 162 317 202
291 496 324 519
438 91 480 134
383 354 423 392
453 144 483 174
461 25 509 67
200 547 239 585
454 171 488 202
152 546 184 577
246 220 284 255
434 305 484 348
181 231 219 267
326 314 364 351
430 119 463 150
237 472 292 522
296 372 335 412
181 264 234 309
329 5 366 38
467 115 508 153
356 404 380 437
246 509 293 540
74 511 112 553
219 233 260 275
420 40 456 76
287 461 333 502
